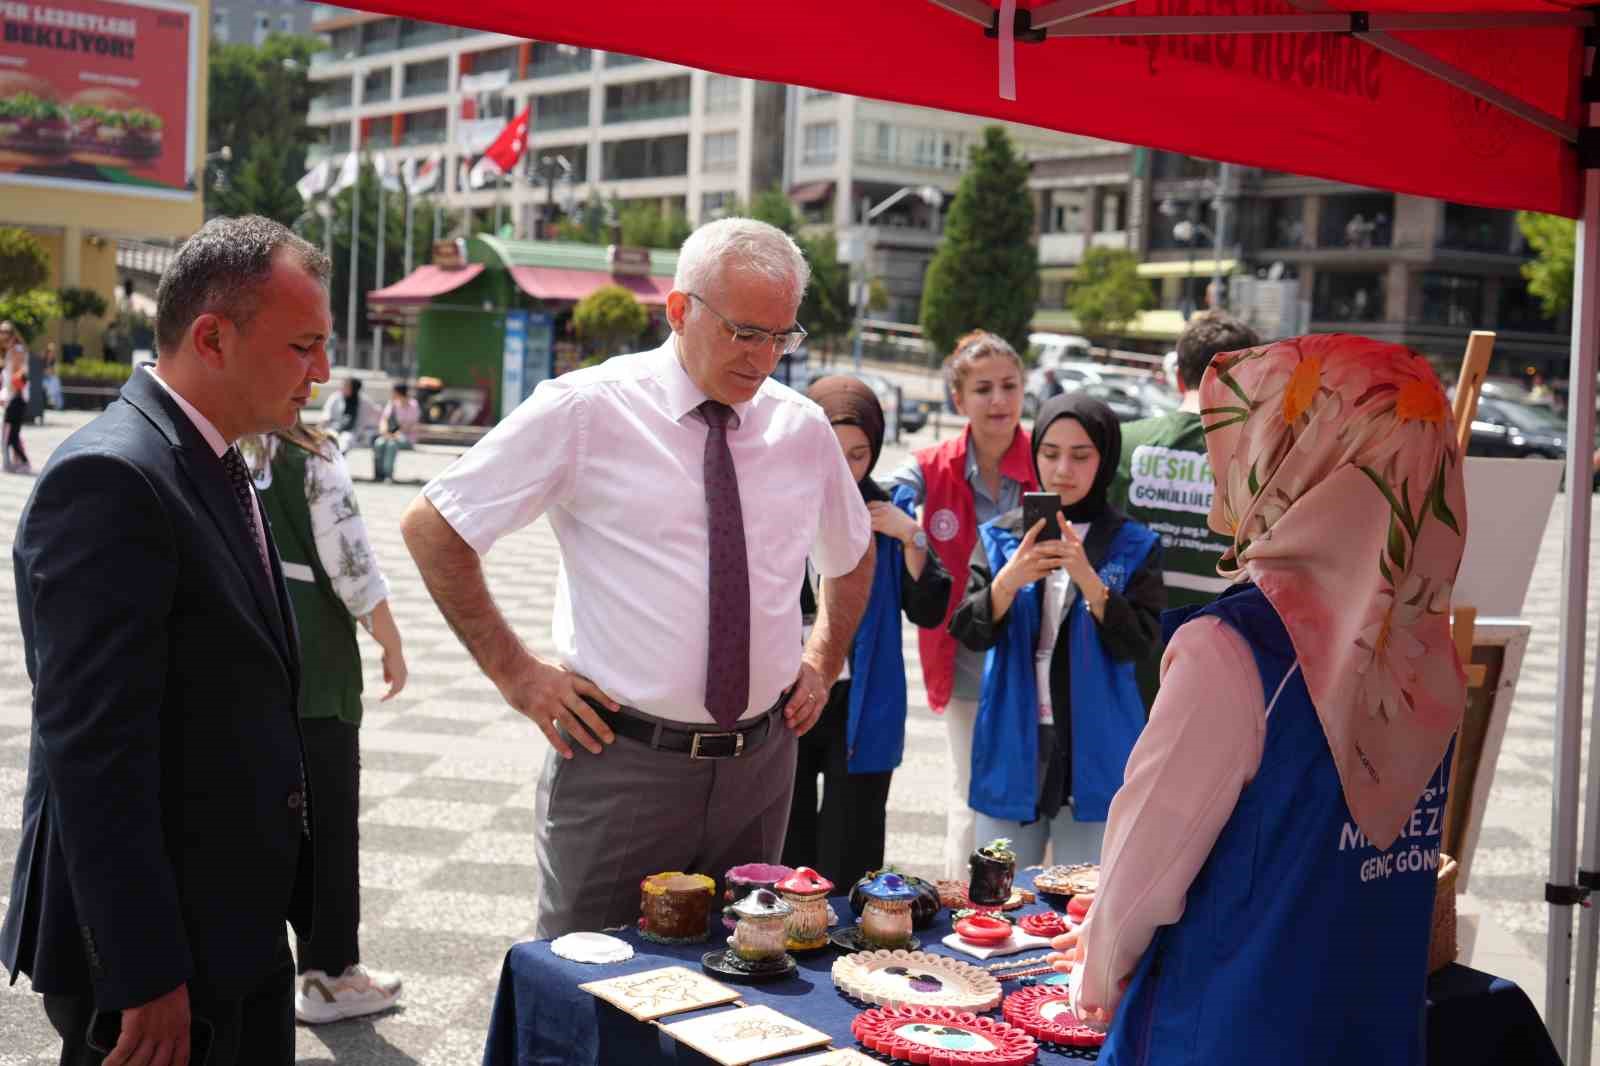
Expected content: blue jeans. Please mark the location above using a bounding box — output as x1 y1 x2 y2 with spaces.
972 805 1106 868
371 436 412 481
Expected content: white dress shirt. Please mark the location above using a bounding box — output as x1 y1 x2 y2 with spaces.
144 366 272 584
423 340 872 724
1033 521 1089 722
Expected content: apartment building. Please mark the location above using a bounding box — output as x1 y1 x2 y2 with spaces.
210 0 313 46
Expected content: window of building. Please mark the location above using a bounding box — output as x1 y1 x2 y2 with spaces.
1441 203 1514 254
703 131 738 172
1266 197 1306 249
279 14 293 33
605 52 648 67
604 76 691 124
211 11 228 42
856 121 894 165
362 69 392 104
535 90 590 132
704 75 741 115
403 59 448 98
702 190 735 219
1419 272 1484 327
1497 281 1558 333
524 143 589 183
360 18 400 55
531 42 593 78
399 108 448 147
908 128 940 169
801 122 836 166
253 13 270 44
1319 193 1394 249
1313 270 1386 322
1099 190 1126 234
802 88 835 101
397 18 456 49
602 134 689 180
470 46 518 74
325 27 358 60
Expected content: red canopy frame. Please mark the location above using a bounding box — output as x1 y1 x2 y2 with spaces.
328 0 1600 1053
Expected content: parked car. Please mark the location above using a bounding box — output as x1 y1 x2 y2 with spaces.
1078 380 1180 423
789 365 928 436
1467 396 1600 490
1023 332 1093 417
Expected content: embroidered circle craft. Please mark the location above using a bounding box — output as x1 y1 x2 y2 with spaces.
1017 911 1069 939
852 1004 1038 1065
832 949 1002 1012
954 915 1014 946
1002 985 1107 1048
929 508 961 542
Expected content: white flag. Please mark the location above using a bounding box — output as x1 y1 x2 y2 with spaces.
405 154 441 196
468 154 500 190
295 159 332 203
329 152 360 194
371 152 402 192
457 158 471 194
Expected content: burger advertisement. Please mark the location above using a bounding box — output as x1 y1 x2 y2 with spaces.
0 0 196 198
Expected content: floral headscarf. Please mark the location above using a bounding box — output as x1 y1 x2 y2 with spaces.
1200 334 1467 850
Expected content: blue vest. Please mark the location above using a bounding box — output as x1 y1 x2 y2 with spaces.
969 516 1158 823
844 490 916 774
1102 584 1447 1066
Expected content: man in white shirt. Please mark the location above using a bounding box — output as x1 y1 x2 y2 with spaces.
402 217 875 937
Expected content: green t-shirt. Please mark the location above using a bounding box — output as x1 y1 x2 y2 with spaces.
1109 412 1234 612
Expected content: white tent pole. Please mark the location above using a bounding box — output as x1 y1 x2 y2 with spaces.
1546 158 1600 1057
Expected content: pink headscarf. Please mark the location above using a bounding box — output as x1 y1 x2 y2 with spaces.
1200 334 1467 850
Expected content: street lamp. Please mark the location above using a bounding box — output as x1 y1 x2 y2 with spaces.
1159 164 1233 320
532 153 573 239
848 184 944 369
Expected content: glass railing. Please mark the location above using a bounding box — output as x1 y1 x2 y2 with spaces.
532 51 593 78
309 93 353 116
400 128 447 146
535 111 589 132
363 83 392 104
603 100 690 124
404 77 449 98
605 53 648 67
363 34 399 55
397 23 459 50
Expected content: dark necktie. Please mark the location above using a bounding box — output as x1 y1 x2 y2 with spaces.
221 447 272 583
700 400 750 729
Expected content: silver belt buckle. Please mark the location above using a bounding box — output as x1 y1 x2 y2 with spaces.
689 730 744 759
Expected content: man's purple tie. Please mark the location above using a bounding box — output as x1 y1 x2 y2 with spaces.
700 400 750 729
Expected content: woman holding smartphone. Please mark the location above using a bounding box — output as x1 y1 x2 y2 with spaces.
950 393 1164 867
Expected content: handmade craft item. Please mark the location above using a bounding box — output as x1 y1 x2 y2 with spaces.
550 931 634 964
851 1004 1039 1065
1018 911 1069 939
954 914 1013 946
938 881 1027 912
831 949 1003 1012
941 928 1053 961
777 866 835 951
661 1004 832 1065
849 870 943 929
968 838 1017 907
639 872 716 944
1067 893 1093 926
1032 863 1098 899
1003 985 1108 1048
702 889 798 982
579 966 740 1021
855 872 918 949
784 1050 880 1066
722 862 793 931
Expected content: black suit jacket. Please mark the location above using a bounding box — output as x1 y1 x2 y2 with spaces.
1 370 314 1010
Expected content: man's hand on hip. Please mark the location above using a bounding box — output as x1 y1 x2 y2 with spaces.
106 983 190 1066
501 654 619 759
783 660 829 736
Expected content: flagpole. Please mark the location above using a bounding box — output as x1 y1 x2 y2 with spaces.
373 157 387 372
404 183 415 277
346 151 361 370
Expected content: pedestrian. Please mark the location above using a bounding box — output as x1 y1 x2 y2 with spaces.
401 217 875 938
243 418 408 1025
1 216 330 1066
42 340 63 411
1052 337 1466 1066
4 367 30 475
1108 311 1261 701
888 330 1038 877
782 375 953 886
323 377 375 454
950 393 1164 867
372 381 420 482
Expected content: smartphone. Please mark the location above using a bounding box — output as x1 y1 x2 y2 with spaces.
87 1009 215 1066
1023 492 1063 542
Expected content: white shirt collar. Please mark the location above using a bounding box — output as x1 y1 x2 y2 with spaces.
655 337 752 428
143 365 228 458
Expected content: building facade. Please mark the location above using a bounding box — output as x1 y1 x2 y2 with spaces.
209 0 313 46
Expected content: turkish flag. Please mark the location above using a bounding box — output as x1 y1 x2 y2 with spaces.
478 106 530 178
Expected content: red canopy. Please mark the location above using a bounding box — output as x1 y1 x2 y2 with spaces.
511 266 674 306
335 0 1585 216
367 263 484 306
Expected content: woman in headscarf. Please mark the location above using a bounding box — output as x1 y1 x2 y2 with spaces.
782 376 953 885
950 393 1165 868
1051 335 1467 1066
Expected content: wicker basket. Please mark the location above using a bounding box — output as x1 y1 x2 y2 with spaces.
1428 854 1459 973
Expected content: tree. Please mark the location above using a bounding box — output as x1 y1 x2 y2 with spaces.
1067 247 1154 341
867 277 891 313
58 286 110 347
919 126 1039 356
619 202 692 249
1518 212 1574 319
796 233 851 351
206 34 323 217
0 227 60 342
215 139 305 225
555 198 611 243
748 187 798 234
573 285 649 357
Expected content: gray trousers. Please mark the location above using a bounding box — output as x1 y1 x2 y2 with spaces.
532 715 799 939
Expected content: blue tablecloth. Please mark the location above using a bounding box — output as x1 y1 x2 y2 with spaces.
483 873 1557 1066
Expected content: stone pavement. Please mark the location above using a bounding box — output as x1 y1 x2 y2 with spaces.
0 405 1592 1064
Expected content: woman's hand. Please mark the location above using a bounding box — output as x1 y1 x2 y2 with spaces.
1049 924 1121 1032
995 518 1071 597
866 500 919 545
380 640 408 701
1057 519 1105 601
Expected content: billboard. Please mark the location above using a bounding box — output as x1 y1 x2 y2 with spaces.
0 0 198 200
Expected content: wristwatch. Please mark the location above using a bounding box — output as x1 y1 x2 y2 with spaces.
910 529 929 551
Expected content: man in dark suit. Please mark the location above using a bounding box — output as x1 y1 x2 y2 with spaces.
2 215 333 1066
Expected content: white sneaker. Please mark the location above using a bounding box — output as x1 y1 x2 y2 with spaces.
295 964 403 1024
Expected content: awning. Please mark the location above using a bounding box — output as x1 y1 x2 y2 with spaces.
788 180 835 205
368 264 484 306
1138 259 1239 279
510 266 674 306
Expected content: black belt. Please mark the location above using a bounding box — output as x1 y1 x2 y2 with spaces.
584 693 788 759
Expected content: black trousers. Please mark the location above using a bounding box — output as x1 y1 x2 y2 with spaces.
3 415 26 464
43 936 295 1066
782 680 894 887
296 717 361 976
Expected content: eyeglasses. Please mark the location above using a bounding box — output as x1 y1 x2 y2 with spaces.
688 293 807 357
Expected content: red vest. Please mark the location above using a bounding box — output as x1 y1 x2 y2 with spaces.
914 426 1038 712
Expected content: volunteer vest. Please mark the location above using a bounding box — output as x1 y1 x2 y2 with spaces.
1102 583 1446 1066
255 440 365 724
968 515 1157 823
913 427 1037 712
1111 413 1233 610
